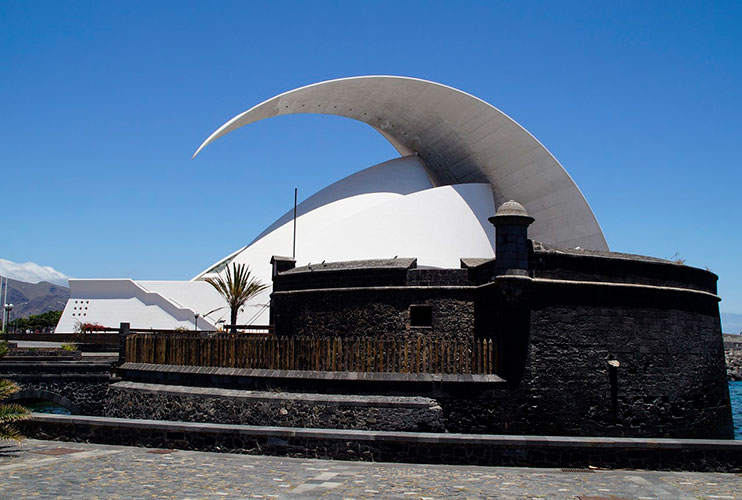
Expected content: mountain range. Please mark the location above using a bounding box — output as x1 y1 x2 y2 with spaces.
1 278 70 319
0 258 72 287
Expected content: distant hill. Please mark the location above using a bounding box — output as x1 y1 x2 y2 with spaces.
0 258 72 287
721 312 742 335
2 277 69 318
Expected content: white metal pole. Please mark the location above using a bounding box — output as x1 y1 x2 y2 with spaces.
1 277 6 332
0 276 4 331
292 187 297 259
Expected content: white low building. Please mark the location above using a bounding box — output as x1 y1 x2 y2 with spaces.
56 76 607 332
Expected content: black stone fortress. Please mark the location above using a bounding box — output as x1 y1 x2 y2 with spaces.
270 201 734 439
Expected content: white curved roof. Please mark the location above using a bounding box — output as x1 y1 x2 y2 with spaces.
193 155 497 324
194 76 608 251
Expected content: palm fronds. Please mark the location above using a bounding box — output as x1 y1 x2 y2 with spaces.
0 391 31 443
0 341 32 442
205 263 268 333
0 379 21 400
0 402 31 442
0 403 31 424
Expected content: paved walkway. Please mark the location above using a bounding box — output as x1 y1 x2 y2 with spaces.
0 440 740 499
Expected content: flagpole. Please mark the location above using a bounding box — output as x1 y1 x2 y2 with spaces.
292 187 297 259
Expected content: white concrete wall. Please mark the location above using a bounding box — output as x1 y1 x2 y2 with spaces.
55 279 224 332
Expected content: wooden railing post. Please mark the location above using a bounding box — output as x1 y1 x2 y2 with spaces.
118 322 130 364
118 332 496 375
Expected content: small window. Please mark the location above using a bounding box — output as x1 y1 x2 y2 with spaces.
410 305 432 327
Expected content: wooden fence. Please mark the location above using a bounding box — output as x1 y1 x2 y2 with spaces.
125 334 497 375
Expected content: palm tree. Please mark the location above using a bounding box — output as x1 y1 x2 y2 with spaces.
0 342 31 441
205 263 268 333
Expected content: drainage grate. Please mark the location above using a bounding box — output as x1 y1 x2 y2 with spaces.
147 449 176 454
561 468 595 473
33 447 82 456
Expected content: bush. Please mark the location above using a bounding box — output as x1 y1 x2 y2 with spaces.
13 311 63 332
74 321 107 335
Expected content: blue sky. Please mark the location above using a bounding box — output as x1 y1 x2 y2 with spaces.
1 2 741 330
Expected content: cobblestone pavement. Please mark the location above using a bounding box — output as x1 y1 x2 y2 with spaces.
0 440 740 499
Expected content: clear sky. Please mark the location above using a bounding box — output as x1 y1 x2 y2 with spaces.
1 2 741 328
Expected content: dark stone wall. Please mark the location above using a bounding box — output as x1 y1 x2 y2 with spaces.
273 288 476 340
8 377 110 415
5 348 81 360
268 247 733 438
531 248 718 293
104 384 445 432
273 267 409 292
406 269 469 286
21 415 742 472
531 280 730 438
494 224 530 274
0 360 112 416
442 286 732 438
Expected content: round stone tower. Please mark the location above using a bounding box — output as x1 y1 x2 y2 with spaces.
488 200 534 277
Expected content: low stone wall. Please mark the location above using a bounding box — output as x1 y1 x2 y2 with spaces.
6 348 81 360
6 333 118 343
0 360 112 415
104 382 445 432
7 377 110 415
116 362 505 396
22 414 742 472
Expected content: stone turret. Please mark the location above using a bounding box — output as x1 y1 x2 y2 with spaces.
488 200 534 277
488 201 534 385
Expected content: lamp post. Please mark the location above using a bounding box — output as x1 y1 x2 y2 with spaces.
194 313 199 331
3 303 12 338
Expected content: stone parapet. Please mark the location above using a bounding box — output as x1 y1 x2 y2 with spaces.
104 381 445 432
117 363 505 397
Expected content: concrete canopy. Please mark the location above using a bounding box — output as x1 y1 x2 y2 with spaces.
194 76 608 251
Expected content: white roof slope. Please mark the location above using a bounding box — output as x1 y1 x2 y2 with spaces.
194 75 608 251
192 156 497 324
